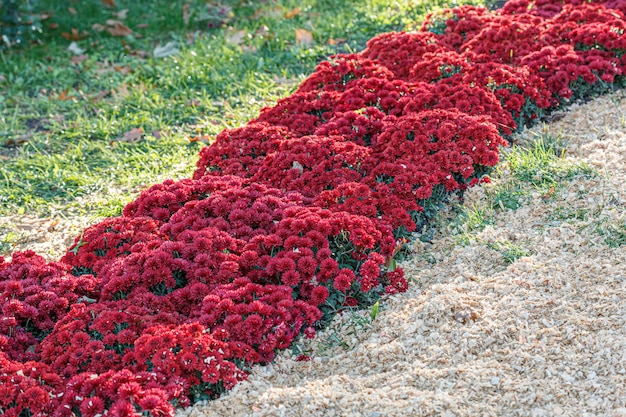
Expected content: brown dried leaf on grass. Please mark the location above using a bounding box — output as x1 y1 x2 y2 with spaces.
113 127 145 144
61 28 89 41
67 41 85 55
188 135 212 144
57 90 74 101
93 61 134 77
256 25 270 38
106 20 133 37
225 30 247 45
90 89 110 103
131 49 151 58
295 29 314 46
285 7 301 19
113 9 129 20
183 4 192 26
4 135 31 148
152 130 165 139
153 42 179 58
115 65 132 74
111 84 130 99
328 38 346 45
101 0 116 7
70 54 88 65
185 31 202 45
241 45 258 54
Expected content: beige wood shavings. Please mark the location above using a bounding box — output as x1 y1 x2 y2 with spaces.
0 215 93 261
179 92 626 417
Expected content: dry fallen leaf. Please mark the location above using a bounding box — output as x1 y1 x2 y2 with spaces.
106 20 133 37
182 4 192 26
115 127 144 143
4 135 31 147
291 161 304 173
241 45 258 54
255 25 270 38
187 135 212 143
131 49 150 58
70 54 88 65
58 90 72 101
61 28 88 41
111 84 130 99
152 129 171 139
47 219 60 232
453 308 480 324
542 186 555 200
285 7 301 19
68 7 77 15
225 30 247 45
113 65 132 75
328 38 346 45
386 237 409 268
153 42 179 58
101 0 116 7
295 29 314 46
67 41 85 55
185 30 202 45
90 89 110 102
113 9 129 20
48 23 59 30
188 123 205 132
92 23 106 32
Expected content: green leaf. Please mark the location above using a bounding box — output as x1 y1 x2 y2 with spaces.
369 301 379 321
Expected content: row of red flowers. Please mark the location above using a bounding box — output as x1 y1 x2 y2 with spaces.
2 0 625 415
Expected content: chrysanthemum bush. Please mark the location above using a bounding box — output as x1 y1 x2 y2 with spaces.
2 0 625 415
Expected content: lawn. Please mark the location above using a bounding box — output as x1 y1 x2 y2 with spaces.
0 0 480 228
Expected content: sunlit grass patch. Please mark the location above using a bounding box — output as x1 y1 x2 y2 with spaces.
0 0 483 218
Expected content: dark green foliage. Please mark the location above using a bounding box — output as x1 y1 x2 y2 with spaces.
0 0 41 48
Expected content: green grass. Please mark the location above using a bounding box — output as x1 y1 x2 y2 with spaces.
550 206 589 222
486 240 532 264
505 134 596 194
0 227 18 253
594 214 626 248
451 132 598 244
0 0 485 220
453 203 495 238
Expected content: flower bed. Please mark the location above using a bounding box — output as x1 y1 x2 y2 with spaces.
1 1 625 415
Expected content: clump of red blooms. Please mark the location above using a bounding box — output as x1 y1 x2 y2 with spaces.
2 0 625 415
